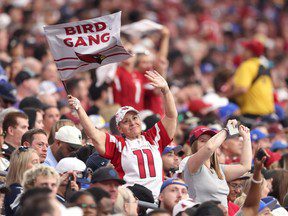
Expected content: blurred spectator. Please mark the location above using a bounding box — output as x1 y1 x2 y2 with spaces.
14 70 40 102
42 106 60 137
227 40 274 118
22 108 44 130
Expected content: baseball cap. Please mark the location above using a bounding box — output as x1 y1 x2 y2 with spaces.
241 40 264 57
259 196 277 213
115 106 139 126
86 152 109 172
270 141 288 152
18 96 44 110
189 126 217 145
250 129 268 142
218 103 240 121
173 198 200 216
160 178 188 193
265 149 282 168
162 145 183 156
127 184 154 203
55 157 86 174
188 99 212 113
0 80 17 103
55 126 82 146
14 70 38 86
91 167 126 185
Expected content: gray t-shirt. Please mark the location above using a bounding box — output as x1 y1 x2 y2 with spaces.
183 160 229 207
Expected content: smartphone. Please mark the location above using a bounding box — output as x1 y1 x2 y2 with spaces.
227 121 239 136
256 148 269 162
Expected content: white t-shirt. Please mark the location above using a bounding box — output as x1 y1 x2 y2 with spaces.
184 161 229 207
102 121 171 198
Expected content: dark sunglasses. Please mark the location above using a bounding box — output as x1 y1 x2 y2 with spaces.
18 146 29 153
77 203 97 209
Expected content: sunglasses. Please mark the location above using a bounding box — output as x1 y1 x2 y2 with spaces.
77 203 97 209
18 146 29 153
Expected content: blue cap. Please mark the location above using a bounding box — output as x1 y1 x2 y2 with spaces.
200 62 215 74
86 152 109 172
0 80 16 103
259 196 277 212
162 145 182 156
250 129 268 142
160 178 188 193
218 103 239 121
271 141 288 152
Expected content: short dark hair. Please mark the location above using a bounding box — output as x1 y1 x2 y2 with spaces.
21 128 47 145
193 200 224 216
69 191 94 204
86 187 111 204
147 208 171 216
66 78 84 93
2 112 28 137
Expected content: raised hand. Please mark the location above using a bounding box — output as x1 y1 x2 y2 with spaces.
239 124 251 140
144 70 169 93
67 95 81 110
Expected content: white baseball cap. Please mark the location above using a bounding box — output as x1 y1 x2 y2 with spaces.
55 157 86 174
173 198 199 216
55 126 82 146
115 106 139 126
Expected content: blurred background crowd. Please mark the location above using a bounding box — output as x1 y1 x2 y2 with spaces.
0 0 288 215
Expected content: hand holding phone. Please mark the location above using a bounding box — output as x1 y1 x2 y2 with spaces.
226 120 239 136
256 148 269 162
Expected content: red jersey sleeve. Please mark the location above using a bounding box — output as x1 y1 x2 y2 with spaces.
143 121 172 153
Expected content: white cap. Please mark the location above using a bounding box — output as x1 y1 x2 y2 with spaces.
115 106 139 126
55 157 86 174
39 81 58 95
55 126 82 146
173 198 199 216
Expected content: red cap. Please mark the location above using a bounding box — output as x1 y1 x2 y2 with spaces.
188 99 212 113
189 126 217 145
241 40 264 57
265 149 282 168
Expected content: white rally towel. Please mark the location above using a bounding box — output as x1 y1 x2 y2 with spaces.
44 11 131 80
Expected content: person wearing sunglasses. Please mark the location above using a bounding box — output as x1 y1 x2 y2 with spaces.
44 125 82 168
69 191 97 216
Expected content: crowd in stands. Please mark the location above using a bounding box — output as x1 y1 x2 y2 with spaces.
0 0 288 215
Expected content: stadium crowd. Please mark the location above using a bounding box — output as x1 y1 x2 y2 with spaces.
0 0 288 215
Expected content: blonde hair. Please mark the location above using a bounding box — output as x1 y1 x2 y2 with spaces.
6 148 38 186
191 140 223 180
22 164 60 191
114 186 135 214
48 119 75 145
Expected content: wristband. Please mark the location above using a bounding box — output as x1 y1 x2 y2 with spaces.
73 98 81 110
251 177 263 184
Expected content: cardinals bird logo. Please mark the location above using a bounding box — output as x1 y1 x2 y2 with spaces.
75 52 106 64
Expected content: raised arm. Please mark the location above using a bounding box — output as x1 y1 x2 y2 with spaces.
144 70 177 139
187 129 228 174
224 125 252 182
241 154 266 216
67 95 106 155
